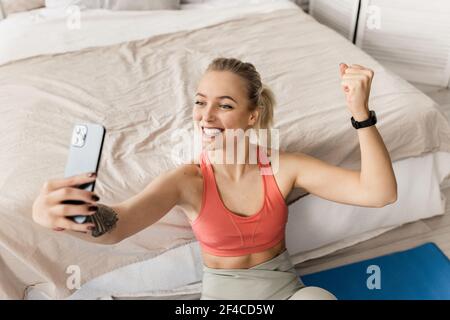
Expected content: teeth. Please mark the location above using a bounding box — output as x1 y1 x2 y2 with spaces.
203 128 223 137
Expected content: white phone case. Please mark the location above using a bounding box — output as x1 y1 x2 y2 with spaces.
63 123 105 223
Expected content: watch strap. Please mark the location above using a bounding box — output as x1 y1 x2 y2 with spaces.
351 110 377 129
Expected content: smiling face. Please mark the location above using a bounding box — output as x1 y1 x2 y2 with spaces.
193 71 259 147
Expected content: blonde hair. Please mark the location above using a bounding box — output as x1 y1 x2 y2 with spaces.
205 57 276 129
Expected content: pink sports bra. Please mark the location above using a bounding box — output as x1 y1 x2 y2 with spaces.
190 146 288 256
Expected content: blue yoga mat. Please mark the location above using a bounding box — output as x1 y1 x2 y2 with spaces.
300 242 450 300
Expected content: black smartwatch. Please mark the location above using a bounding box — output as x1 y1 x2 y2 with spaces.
351 110 377 129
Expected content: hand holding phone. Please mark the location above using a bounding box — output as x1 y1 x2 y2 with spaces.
63 123 105 224
31 172 99 233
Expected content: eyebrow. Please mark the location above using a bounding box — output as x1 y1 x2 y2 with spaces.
195 92 237 103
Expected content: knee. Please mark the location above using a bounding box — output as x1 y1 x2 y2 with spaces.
288 286 337 300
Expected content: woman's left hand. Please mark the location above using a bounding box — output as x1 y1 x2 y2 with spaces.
339 63 374 121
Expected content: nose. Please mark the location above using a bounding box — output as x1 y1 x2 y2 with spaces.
202 104 216 122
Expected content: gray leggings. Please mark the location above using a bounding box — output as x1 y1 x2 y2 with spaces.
201 250 305 300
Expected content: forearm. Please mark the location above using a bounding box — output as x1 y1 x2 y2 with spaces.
355 112 397 204
66 203 121 245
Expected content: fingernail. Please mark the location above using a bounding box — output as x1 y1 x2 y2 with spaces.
88 172 96 177
88 205 98 211
92 195 100 201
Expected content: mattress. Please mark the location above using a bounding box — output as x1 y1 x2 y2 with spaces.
1 0 450 299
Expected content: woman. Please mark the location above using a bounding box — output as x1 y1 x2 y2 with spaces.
32 58 397 300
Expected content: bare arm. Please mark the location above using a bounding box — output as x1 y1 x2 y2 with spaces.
287 124 397 208
33 165 195 245
355 116 397 205
108 165 193 242
63 203 124 245
285 63 397 208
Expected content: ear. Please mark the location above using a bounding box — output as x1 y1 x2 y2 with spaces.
248 108 260 126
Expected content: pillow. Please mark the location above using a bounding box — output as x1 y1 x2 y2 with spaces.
45 0 181 10
0 0 44 18
181 0 294 3
180 0 295 7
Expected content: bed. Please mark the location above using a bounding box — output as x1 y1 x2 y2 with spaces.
1 0 450 299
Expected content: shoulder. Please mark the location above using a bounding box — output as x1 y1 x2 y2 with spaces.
170 164 203 208
170 164 202 181
146 164 201 192
169 164 204 193
270 149 319 179
155 164 202 200
279 150 306 163
265 148 310 167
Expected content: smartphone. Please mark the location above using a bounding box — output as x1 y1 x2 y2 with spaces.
63 123 106 224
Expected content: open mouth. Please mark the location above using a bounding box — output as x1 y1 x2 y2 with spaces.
201 126 225 138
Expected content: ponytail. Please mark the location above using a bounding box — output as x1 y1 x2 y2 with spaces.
256 84 275 129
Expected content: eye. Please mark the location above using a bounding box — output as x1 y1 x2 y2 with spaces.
194 101 205 106
220 105 233 110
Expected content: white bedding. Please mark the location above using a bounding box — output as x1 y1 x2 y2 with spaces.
0 0 297 66
1 0 450 299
